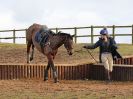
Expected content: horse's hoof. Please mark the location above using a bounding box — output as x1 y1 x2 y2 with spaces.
30 57 33 61
44 78 48 82
54 81 59 83
44 80 48 82
27 61 30 64
54 78 59 83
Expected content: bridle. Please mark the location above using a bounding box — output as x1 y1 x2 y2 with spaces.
64 35 72 51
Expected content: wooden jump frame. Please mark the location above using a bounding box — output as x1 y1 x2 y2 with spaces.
0 57 133 81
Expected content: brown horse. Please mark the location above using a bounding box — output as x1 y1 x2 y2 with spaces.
26 23 74 83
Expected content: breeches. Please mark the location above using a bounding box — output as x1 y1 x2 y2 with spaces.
101 53 113 72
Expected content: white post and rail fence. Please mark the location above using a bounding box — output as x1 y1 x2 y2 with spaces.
0 25 133 44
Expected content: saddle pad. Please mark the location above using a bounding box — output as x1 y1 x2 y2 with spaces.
35 31 49 47
35 31 42 43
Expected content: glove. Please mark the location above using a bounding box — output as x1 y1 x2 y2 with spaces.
114 56 118 60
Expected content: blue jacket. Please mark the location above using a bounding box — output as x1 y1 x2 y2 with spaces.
86 37 122 62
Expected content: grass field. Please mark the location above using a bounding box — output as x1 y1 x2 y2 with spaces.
0 43 132 55
0 43 133 64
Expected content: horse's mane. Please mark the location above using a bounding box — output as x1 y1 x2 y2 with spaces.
57 33 70 36
56 32 73 39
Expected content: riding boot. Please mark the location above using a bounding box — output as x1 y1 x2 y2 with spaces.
109 71 113 81
53 71 59 83
105 69 110 84
44 69 48 81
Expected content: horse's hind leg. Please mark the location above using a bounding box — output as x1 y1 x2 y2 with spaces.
27 41 34 63
30 44 34 61
27 41 31 63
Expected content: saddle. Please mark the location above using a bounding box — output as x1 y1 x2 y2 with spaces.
35 29 50 47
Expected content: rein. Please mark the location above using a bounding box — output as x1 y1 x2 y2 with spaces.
75 48 98 63
86 49 98 63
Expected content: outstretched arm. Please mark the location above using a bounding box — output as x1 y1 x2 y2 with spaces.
83 40 101 49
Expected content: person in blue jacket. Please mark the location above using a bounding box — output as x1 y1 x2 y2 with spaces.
83 27 122 82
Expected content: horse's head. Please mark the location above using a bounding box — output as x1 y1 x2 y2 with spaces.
63 34 74 55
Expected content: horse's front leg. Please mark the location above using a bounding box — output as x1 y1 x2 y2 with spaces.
44 61 50 81
47 55 58 83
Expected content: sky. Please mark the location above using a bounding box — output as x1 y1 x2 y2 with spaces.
0 0 133 43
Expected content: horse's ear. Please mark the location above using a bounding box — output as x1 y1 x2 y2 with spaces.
71 35 75 37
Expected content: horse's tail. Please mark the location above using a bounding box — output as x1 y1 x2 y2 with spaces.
26 24 37 63
26 24 35 45
26 28 29 44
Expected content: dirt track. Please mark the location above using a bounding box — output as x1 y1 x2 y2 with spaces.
0 80 133 99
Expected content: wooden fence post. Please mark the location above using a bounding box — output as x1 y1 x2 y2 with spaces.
56 28 58 33
91 26 94 44
132 25 133 45
112 25 115 39
74 27 77 43
13 29 16 44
